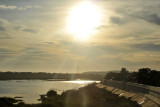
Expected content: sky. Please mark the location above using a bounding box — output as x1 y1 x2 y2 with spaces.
0 0 160 73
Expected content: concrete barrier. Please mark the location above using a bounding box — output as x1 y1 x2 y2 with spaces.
102 80 160 99
98 81 160 106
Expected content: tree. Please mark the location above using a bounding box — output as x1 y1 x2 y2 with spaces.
137 68 151 84
149 70 159 86
120 68 128 74
46 90 57 98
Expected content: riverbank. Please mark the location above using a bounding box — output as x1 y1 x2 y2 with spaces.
0 83 140 107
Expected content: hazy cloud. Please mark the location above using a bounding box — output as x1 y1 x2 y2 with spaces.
14 25 38 33
0 33 13 39
18 5 41 10
0 5 17 10
43 42 55 46
0 48 12 52
22 28 37 33
0 5 41 10
0 36 12 39
0 26 5 31
14 25 23 30
110 16 125 24
0 18 8 31
144 14 160 25
133 43 160 52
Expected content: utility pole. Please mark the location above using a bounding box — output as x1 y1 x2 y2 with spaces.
77 64 79 73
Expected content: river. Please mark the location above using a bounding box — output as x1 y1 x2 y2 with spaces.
0 80 99 104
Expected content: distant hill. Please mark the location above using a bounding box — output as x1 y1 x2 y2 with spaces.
83 70 120 75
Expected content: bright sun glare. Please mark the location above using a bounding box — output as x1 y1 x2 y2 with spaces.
66 1 102 41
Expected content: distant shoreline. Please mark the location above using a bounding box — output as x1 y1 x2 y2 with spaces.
0 72 104 81
0 79 100 81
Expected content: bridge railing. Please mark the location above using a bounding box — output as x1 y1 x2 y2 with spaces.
102 80 160 99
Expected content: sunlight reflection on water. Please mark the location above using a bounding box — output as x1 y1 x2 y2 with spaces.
0 80 99 104
63 80 98 84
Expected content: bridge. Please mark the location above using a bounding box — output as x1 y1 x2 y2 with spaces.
97 80 160 107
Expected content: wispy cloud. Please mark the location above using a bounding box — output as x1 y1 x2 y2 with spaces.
22 28 37 33
0 18 9 31
0 5 41 10
0 5 17 10
0 33 13 39
0 26 5 31
18 5 41 10
14 25 38 33
110 16 125 25
143 14 160 25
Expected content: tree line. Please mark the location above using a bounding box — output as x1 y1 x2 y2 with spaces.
105 68 160 87
0 71 104 80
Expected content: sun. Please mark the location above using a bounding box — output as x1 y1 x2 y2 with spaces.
66 1 102 41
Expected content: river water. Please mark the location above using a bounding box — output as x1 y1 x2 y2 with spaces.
0 80 98 104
